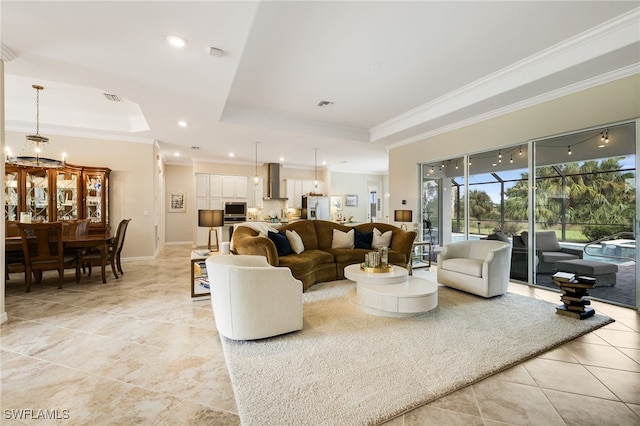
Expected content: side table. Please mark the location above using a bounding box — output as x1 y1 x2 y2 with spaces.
191 251 210 299
409 241 431 275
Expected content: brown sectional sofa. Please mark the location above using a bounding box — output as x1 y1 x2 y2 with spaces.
231 220 417 291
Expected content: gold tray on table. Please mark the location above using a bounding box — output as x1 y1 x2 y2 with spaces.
359 263 393 273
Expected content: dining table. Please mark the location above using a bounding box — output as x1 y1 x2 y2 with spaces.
5 233 114 284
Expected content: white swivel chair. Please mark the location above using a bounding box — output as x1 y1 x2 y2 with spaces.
437 240 512 298
206 255 303 340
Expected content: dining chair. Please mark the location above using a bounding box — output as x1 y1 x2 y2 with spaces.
62 218 92 274
17 222 79 292
83 218 131 279
5 222 25 281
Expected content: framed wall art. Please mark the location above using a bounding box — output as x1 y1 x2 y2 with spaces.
169 191 186 212
331 196 343 210
345 194 358 207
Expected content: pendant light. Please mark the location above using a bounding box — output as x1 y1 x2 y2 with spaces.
314 148 318 190
254 141 260 188
7 84 64 168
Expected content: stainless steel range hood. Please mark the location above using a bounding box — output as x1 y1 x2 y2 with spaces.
264 163 288 200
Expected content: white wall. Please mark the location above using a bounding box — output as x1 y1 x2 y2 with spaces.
329 171 386 223
4 132 157 259
389 75 640 232
165 164 194 243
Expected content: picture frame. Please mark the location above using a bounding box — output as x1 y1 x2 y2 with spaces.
345 194 358 207
330 196 343 211
169 191 186 212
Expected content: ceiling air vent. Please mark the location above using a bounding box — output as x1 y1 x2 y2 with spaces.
103 93 123 102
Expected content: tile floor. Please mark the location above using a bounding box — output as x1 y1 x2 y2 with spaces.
2 244 638 425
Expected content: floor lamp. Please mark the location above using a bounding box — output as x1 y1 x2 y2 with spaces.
198 209 224 252
394 209 412 230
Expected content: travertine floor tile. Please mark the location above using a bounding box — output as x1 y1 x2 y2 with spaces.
543 388 639 426
2 244 638 426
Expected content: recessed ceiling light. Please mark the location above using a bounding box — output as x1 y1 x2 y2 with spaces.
228 153 234 157
167 34 187 48
322 161 327 166
174 152 180 157
279 157 285 162
178 120 188 127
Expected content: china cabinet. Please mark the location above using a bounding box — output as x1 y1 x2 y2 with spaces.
4 163 111 234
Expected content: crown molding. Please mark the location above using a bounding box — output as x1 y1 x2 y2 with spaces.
373 7 640 143
386 64 639 151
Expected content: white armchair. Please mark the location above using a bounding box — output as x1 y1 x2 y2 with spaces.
437 240 512 298
206 255 303 340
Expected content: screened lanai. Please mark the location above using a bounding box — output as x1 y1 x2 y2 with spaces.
421 121 638 308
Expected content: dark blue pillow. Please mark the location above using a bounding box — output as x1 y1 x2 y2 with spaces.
354 228 373 249
268 230 292 256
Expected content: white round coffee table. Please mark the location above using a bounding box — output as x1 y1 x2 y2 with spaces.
344 264 438 317
344 263 408 285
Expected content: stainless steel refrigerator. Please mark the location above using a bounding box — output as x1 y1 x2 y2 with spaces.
301 195 330 220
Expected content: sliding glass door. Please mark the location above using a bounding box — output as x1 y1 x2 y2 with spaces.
533 122 637 307
419 120 637 308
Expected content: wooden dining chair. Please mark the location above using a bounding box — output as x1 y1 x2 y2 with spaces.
17 222 79 292
5 222 25 281
83 218 131 279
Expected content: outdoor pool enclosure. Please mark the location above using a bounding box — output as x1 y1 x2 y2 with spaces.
420 120 638 308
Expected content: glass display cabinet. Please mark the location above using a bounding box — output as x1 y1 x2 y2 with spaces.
4 163 111 234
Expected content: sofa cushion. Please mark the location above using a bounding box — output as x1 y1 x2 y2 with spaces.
441 258 484 278
268 231 292 256
286 230 305 254
487 231 510 243
332 229 354 249
372 227 392 248
541 251 579 264
278 250 335 277
535 231 562 251
281 220 320 250
354 229 373 249
326 248 369 264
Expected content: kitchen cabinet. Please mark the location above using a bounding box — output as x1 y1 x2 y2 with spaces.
247 178 263 208
196 174 223 211
4 163 111 235
285 179 325 208
222 175 248 199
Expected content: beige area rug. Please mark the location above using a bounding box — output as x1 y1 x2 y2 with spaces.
220 280 614 425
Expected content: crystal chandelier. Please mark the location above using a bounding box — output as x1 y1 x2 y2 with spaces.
6 84 65 168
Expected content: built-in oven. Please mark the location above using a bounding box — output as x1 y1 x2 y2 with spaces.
224 201 247 224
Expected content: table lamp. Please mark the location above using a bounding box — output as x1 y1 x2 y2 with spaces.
198 209 224 251
394 209 412 230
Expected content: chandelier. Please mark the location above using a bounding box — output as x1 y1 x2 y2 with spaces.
6 84 65 168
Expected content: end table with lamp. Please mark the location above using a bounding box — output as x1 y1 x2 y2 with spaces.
394 209 412 230
198 209 224 252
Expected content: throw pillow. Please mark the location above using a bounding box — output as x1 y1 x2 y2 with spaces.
354 228 373 249
331 229 354 249
268 230 292 256
286 230 305 254
487 231 510 243
372 227 392 249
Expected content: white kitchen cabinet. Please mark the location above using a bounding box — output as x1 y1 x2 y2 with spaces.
286 179 324 208
247 178 263 208
222 175 248 199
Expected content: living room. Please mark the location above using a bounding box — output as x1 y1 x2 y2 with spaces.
2 2 639 424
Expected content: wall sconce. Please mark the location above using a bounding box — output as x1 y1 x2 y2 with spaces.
394 209 412 230
198 209 224 251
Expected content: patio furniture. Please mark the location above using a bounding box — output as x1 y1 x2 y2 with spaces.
554 259 618 287
513 231 583 273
